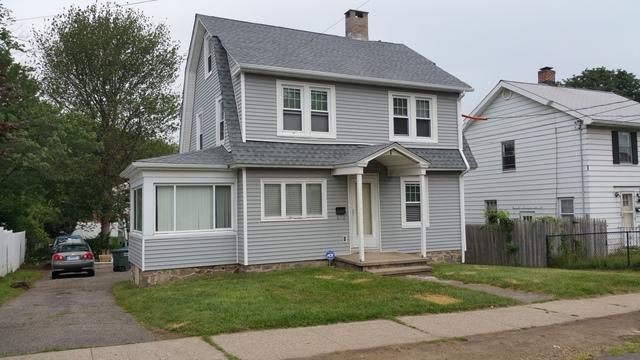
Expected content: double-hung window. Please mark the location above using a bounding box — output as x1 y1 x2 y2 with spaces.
612 130 638 165
559 198 574 221
400 177 429 228
195 112 203 150
389 92 437 143
502 140 516 171
216 97 225 146
277 80 336 138
155 184 233 232
261 179 326 220
203 35 213 77
133 187 143 231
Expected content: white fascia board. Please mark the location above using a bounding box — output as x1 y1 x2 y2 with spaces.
240 64 473 93
121 162 230 179
357 143 430 168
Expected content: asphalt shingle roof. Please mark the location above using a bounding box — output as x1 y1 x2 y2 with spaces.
198 15 471 91
137 141 472 171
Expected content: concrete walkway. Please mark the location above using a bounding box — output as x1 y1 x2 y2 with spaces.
5 293 640 360
409 275 554 303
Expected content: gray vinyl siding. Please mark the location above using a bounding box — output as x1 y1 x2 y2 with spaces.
189 37 220 151
129 232 142 268
584 126 640 231
243 73 460 148
380 172 462 253
245 168 350 265
144 234 236 271
232 73 242 136
464 91 584 224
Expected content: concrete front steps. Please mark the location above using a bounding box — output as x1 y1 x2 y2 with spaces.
335 252 432 276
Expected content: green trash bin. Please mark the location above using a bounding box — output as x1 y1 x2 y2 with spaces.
112 248 130 272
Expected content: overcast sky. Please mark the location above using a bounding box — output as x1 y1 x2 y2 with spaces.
6 0 640 118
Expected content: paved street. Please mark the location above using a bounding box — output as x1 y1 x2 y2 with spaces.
0 265 157 357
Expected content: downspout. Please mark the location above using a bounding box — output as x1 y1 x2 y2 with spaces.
577 119 586 217
457 92 470 263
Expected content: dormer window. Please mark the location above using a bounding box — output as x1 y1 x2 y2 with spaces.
277 80 336 138
216 97 225 146
389 92 438 143
203 35 213 78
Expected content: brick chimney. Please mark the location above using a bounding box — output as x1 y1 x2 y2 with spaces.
538 66 556 85
345 9 368 41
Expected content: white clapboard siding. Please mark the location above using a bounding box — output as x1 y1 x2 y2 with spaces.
464 91 585 224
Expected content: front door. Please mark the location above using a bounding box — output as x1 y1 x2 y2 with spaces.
348 175 380 249
621 193 635 229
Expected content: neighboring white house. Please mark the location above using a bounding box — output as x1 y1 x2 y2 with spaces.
464 67 640 233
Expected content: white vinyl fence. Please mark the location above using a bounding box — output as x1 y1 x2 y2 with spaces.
0 227 26 277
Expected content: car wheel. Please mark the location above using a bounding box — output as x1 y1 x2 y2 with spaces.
51 272 58 280
87 270 95 277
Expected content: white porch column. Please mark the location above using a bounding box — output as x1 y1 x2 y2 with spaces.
356 173 365 263
420 174 427 258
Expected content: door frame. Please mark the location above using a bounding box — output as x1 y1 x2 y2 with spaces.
347 174 382 251
620 192 636 229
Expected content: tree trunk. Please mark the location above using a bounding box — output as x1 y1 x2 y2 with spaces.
100 214 111 240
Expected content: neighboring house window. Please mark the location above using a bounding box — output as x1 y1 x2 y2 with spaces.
502 140 516 171
520 211 534 222
621 193 635 229
203 35 213 77
276 80 336 138
400 177 429 228
389 92 438 143
612 130 638 165
216 97 225 146
485 200 497 211
196 112 203 150
261 179 327 220
133 187 142 231
559 198 574 221
155 184 233 232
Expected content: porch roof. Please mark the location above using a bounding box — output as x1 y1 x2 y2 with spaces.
121 140 476 178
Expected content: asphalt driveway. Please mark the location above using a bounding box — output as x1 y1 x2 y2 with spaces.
0 265 157 357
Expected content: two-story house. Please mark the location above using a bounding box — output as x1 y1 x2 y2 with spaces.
121 10 476 286
464 67 640 232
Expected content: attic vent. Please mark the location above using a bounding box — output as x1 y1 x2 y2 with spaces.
501 89 512 100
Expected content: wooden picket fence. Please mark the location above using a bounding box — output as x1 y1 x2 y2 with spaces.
465 217 608 267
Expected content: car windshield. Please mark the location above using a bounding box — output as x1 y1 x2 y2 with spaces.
59 244 89 253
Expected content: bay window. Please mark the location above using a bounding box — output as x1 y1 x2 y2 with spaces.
389 92 437 143
261 179 327 220
133 187 143 231
155 184 233 232
277 80 336 138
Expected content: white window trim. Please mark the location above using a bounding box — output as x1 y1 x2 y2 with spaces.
195 112 203 150
216 97 224 146
558 197 575 219
153 183 235 234
260 178 328 221
132 187 143 233
520 211 535 221
400 176 429 228
276 80 336 139
203 34 213 78
389 92 438 143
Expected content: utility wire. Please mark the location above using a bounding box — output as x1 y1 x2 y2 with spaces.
320 0 371 33
483 99 639 120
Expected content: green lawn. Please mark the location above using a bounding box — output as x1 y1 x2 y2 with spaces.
0 267 43 306
113 267 515 336
433 264 640 299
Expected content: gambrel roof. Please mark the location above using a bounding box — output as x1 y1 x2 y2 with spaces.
197 15 472 92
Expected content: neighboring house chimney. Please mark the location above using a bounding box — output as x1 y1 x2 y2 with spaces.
538 66 556 85
345 9 368 41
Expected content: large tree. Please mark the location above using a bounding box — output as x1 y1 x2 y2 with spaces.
35 3 181 238
562 67 640 103
0 3 98 251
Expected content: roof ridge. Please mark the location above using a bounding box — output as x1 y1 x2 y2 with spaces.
196 13 404 47
504 80 634 98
